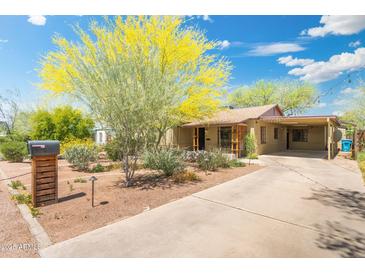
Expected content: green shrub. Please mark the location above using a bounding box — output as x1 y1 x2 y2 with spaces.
64 144 98 170
0 141 27 162
196 150 230 172
9 180 26 190
245 133 256 158
247 153 258 159
357 152 365 162
90 163 105 173
228 159 246 168
104 140 123 161
143 149 185 176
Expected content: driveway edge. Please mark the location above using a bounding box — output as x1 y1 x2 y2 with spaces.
0 166 52 250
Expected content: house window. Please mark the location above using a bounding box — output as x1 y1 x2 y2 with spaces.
260 126 266 144
219 127 232 152
292 129 308 142
274 128 279 140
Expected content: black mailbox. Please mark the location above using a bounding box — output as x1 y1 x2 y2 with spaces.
28 140 60 157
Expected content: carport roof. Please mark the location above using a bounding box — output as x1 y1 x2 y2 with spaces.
260 115 341 126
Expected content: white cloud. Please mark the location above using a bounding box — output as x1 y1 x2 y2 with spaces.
332 99 350 106
248 43 305 56
202 15 213 23
282 47 365 83
0 39 8 43
277 55 314 67
340 87 363 97
301 15 365 37
27 15 46 26
349 40 361 48
218 40 231 50
316 102 327 108
332 110 344 116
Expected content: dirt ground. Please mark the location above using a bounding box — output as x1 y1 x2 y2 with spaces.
0 159 262 243
0 178 39 257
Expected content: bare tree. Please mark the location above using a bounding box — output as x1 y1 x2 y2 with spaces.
0 89 20 135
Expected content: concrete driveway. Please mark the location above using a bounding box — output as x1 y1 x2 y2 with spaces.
40 151 365 257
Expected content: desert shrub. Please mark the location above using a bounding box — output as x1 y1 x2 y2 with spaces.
74 177 87 183
143 149 185 176
172 170 200 183
61 138 95 155
9 180 26 190
196 150 230 172
181 150 204 162
90 163 105 173
228 159 246 168
0 141 27 162
64 144 98 170
104 140 123 161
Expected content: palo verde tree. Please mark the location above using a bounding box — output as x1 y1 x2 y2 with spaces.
39 16 231 186
228 79 318 115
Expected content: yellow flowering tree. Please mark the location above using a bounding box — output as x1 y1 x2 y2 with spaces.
39 16 231 185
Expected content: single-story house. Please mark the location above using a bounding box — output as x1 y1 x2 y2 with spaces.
162 104 341 160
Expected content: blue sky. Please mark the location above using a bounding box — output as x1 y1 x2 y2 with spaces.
0 15 365 115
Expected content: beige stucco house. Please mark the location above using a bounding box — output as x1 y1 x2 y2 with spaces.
163 104 341 160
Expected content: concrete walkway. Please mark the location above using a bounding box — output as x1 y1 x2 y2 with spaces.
40 151 365 257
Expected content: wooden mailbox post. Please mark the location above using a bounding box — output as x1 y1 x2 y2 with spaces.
28 141 60 207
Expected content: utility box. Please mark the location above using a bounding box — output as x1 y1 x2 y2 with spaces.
28 141 60 207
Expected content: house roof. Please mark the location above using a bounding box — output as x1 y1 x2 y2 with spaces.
182 104 282 127
260 115 341 126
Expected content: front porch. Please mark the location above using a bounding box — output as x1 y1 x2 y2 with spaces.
177 124 248 158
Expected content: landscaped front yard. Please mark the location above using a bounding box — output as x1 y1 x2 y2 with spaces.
0 159 261 243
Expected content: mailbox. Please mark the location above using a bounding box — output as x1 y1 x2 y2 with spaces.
28 140 60 207
28 140 60 157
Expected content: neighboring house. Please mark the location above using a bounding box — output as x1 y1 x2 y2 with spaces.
93 127 114 145
163 104 341 160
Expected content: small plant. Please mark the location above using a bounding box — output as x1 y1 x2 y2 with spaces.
11 193 41 217
104 140 123 161
196 150 230 172
29 206 41 217
11 193 32 205
0 141 27 162
172 170 200 183
247 153 258 159
104 162 122 171
9 180 26 190
67 181 75 192
143 149 185 176
228 159 246 168
64 144 98 170
90 163 105 173
245 133 257 163
74 177 87 184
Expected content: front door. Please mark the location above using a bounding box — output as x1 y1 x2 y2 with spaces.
286 130 290 149
198 127 205 150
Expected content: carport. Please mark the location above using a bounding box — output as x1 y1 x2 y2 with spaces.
260 115 341 160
